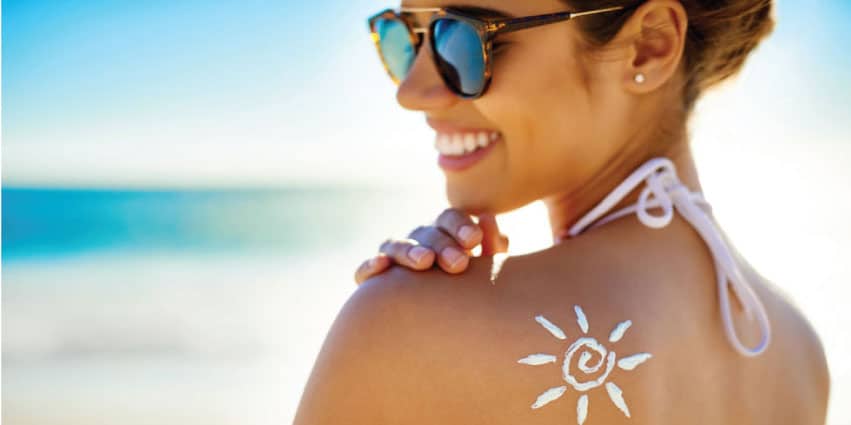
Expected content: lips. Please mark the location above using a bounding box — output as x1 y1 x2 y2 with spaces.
427 118 503 172
434 131 501 172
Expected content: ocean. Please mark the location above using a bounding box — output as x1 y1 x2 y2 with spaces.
2 185 448 425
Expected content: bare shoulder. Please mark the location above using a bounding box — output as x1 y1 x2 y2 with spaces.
295 217 829 425
744 266 831 422
295 222 705 425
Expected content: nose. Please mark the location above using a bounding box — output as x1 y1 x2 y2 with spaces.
395 36 459 111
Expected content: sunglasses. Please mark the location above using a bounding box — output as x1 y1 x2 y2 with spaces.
367 5 626 99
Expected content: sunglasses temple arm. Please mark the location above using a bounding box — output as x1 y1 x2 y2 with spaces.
489 6 625 35
488 12 574 35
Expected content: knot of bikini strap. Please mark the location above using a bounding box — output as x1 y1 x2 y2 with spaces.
566 157 772 357
635 163 680 228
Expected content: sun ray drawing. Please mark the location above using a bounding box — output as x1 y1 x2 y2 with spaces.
517 305 652 425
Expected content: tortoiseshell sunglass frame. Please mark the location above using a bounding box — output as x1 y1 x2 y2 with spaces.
367 5 625 99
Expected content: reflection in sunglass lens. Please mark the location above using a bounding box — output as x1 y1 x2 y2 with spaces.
374 17 416 82
432 18 485 97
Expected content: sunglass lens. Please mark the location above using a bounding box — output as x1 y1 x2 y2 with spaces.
432 18 486 97
373 17 416 82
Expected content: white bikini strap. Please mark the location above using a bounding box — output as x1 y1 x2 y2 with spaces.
566 157 771 357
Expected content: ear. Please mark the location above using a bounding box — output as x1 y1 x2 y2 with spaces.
618 0 688 94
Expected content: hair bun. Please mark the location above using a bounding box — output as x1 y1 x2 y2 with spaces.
683 0 775 108
567 0 775 113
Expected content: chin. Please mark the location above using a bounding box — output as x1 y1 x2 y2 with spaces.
444 180 492 214
444 181 529 215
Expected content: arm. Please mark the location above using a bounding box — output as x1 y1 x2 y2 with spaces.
293 275 405 424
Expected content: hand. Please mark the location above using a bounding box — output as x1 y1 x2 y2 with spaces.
354 209 509 285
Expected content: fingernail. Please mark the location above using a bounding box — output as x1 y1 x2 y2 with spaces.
458 225 479 243
367 257 378 269
442 247 465 268
408 246 430 263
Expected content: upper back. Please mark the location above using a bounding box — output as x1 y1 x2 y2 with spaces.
295 214 829 425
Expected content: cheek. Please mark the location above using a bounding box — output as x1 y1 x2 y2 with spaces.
474 37 597 184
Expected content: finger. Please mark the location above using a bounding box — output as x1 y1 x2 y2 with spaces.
354 254 392 285
434 208 482 249
378 238 436 271
409 226 470 274
477 213 509 256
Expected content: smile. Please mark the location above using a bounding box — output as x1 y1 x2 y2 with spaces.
433 130 501 172
434 131 500 157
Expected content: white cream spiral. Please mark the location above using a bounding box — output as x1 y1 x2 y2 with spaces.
562 337 616 392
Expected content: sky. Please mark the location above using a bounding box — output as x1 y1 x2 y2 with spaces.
2 0 850 188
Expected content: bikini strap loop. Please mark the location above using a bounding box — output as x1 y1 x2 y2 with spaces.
565 157 772 357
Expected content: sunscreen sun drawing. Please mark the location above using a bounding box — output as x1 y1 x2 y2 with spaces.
518 305 652 425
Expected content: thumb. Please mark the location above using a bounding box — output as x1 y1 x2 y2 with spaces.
477 213 509 256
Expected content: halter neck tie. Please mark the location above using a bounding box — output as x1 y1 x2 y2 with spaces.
563 157 771 357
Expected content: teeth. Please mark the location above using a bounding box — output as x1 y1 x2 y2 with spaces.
451 135 464 155
477 132 489 147
463 134 477 153
435 131 501 157
436 134 448 151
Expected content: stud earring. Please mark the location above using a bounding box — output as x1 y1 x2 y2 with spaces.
634 73 646 84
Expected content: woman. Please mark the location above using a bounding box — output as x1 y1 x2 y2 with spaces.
295 0 829 424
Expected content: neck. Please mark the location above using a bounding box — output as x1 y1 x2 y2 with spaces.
543 138 702 242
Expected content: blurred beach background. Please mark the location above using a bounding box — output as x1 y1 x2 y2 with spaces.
2 0 850 424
